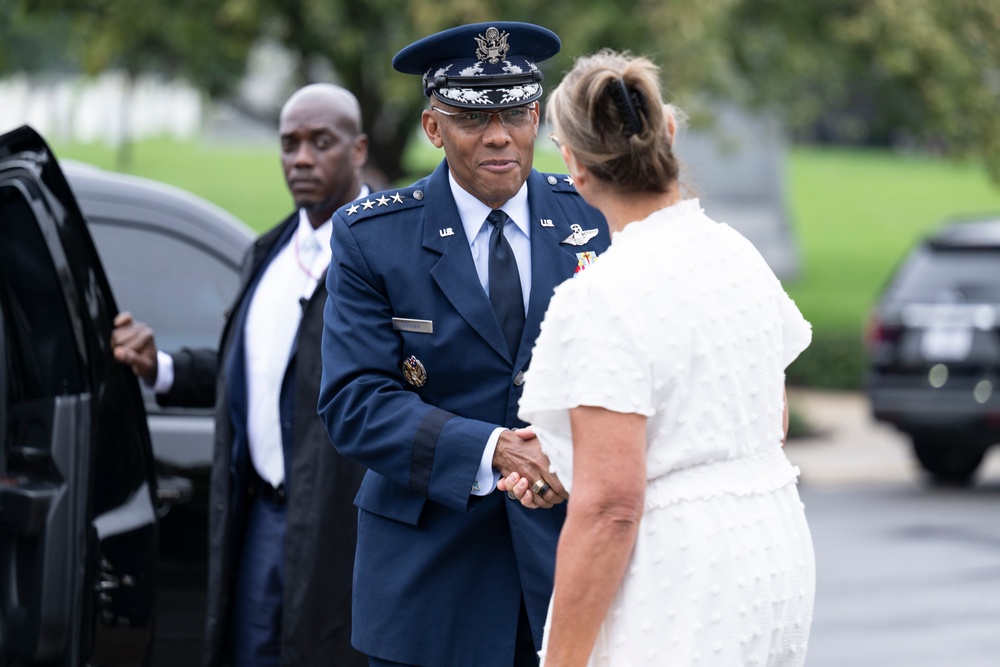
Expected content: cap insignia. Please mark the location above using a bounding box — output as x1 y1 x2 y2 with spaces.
475 27 510 64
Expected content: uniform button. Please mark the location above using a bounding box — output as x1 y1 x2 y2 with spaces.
513 371 525 386
413 190 424 200
547 176 557 185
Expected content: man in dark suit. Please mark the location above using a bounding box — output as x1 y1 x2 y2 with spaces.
316 22 610 667
111 83 369 667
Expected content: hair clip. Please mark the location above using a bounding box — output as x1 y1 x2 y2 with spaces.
610 78 644 136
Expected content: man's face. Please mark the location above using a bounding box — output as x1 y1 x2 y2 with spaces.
422 100 539 209
279 100 366 218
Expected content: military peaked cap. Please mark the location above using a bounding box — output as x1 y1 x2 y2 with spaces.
392 21 561 110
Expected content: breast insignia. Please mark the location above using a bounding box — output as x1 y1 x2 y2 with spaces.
561 224 599 246
402 355 428 387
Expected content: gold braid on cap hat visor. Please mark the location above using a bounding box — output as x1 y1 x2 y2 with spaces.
424 67 544 93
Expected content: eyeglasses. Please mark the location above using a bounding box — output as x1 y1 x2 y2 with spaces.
431 103 536 132
549 133 561 149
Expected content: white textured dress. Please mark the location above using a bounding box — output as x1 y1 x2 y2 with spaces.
519 200 815 667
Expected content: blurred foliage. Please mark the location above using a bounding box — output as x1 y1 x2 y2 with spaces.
238 0 738 182
726 0 1000 181
19 0 259 96
786 328 866 391
0 4 76 73
5 0 1000 183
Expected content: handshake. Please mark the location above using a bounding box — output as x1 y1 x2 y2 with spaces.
493 426 568 509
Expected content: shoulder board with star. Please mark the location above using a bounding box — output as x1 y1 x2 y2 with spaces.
337 183 427 225
541 172 579 193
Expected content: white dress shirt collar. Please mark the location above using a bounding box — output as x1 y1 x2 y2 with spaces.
448 171 531 245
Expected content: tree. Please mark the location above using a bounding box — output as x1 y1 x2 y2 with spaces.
242 0 738 182
725 0 1000 180
10 0 1000 183
22 0 260 165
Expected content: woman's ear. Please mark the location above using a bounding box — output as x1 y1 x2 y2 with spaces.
664 105 677 146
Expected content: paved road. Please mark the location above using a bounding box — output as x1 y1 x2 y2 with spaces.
784 390 1000 666
785 388 1000 488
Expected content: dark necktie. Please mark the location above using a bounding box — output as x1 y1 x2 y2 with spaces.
487 209 525 358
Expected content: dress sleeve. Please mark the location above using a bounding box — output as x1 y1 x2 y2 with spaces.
519 275 654 493
519 275 655 424
775 282 812 369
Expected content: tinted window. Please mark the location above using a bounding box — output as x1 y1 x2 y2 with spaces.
888 247 1000 303
0 181 86 400
88 222 240 351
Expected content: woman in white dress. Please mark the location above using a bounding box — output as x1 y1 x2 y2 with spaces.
501 50 815 666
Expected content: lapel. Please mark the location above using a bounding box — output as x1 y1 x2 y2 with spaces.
219 215 298 430
516 170 582 369
421 163 596 366
218 213 298 353
423 161 512 361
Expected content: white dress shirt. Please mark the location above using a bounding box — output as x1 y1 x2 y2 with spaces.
152 190 369 487
241 210 331 486
447 173 532 496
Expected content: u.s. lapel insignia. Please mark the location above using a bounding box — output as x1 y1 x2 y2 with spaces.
575 251 598 273
402 355 427 387
539 218 554 228
439 227 454 237
561 224 599 246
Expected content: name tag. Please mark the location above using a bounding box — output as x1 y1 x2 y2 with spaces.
392 318 434 334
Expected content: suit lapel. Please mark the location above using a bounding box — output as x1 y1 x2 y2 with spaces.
423 161 511 361
516 170 588 369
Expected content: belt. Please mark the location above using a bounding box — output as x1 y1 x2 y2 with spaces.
250 474 287 505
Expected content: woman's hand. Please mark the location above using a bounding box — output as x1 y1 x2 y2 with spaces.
498 469 568 509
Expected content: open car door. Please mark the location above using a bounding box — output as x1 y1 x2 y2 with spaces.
0 126 158 666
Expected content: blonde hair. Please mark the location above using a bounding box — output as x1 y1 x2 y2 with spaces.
546 49 681 194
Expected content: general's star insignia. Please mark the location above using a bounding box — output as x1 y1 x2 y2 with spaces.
561 223 599 246
391 192 404 204
563 176 574 185
361 199 375 210
347 203 360 215
376 195 390 206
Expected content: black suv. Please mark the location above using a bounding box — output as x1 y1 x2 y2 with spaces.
865 215 1000 484
1 125 252 665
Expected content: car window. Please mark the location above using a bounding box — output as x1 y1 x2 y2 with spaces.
87 222 240 352
0 182 86 401
888 247 1000 303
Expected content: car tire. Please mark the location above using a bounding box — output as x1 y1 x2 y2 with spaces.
910 434 986 486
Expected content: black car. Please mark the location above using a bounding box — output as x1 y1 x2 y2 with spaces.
865 215 1000 484
1 125 253 665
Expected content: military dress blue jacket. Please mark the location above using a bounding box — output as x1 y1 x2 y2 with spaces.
317 159 609 666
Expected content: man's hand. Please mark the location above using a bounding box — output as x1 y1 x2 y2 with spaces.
111 312 159 383
494 427 568 509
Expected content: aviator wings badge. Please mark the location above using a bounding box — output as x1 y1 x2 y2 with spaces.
561 224 600 247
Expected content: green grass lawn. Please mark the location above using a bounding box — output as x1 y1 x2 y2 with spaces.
50 136 1000 386
787 147 1000 333
51 138 293 232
